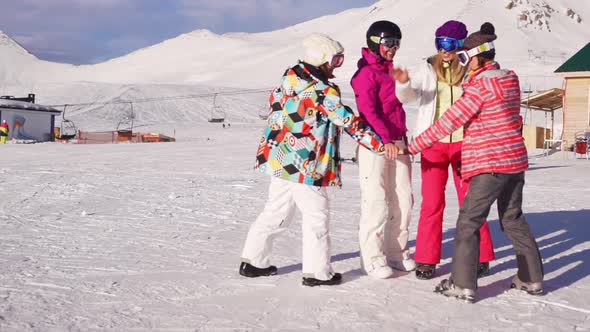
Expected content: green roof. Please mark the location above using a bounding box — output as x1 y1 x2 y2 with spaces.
555 42 590 73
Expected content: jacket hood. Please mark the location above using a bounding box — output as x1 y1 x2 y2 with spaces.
281 62 328 96
467 61 501 81
469 62 518 102
357 48 391 70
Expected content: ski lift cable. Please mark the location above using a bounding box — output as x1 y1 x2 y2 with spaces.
46 88 272 109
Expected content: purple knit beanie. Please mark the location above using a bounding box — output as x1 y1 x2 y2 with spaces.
435 20 468 39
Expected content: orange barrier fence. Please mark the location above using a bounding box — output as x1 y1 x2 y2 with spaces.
75 130 175 144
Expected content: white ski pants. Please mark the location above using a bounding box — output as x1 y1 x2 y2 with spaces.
358 145 413 271
241 177 334 280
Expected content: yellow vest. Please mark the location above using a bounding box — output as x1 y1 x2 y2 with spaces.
435 63 464 142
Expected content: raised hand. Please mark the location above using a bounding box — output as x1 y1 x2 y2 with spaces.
390 67 409 83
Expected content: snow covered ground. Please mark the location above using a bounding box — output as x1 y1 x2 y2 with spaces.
1 0 589 330
0 122 589 331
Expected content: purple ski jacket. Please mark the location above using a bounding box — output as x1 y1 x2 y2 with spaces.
351 48 407 144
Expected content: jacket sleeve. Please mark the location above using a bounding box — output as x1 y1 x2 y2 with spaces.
408 83 484 154
396 65 428 104
314 86 357 127
316 86 385 154
343 116 385 155
351 70 393 144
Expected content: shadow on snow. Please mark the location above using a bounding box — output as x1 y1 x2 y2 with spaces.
437 209 590 299
274 210 589 291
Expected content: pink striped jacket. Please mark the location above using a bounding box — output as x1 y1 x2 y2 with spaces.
408 62 528 179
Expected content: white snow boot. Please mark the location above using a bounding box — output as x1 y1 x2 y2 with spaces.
510 275 543 295
388 258 416 272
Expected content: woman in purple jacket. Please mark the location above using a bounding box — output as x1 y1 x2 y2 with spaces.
350 20 415 279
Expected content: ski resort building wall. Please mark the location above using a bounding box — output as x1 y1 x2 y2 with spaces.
0 101 61 142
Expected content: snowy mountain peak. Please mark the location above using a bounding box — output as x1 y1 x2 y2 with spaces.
1 1 589 93
506 0 583 32
185 29 220 39
0 31 36 58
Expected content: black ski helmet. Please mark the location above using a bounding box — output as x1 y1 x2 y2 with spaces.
366 20 402 53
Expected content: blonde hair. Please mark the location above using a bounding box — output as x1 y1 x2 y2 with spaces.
432 53 466 86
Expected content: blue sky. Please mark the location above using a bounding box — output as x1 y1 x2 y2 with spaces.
0 0 376 64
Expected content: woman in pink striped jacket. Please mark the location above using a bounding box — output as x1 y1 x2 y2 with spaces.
393 20 495 280
402 23 544 303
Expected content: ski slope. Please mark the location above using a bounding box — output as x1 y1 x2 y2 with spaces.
0 124 589 331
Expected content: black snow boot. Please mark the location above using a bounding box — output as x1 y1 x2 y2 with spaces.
415 263 436 280
239 262 278 278
477 262 490 278
302 273 342 287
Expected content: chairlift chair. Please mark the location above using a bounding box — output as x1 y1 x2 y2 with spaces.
208 93 226 123
56 105 77 139
116 117 133 132
116 102 135 134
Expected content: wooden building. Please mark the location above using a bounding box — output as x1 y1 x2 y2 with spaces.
520 88 564 150
554 42 590 149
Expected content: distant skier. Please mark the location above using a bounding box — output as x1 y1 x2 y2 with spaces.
400 23 544 302
0 120 9 144
239 33 385 287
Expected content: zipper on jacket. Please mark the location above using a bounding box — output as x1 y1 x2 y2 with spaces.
427 63 442 136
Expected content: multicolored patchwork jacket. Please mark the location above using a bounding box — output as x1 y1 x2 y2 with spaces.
255 62 385 187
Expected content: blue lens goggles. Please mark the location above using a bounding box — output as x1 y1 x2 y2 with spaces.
435 37 464 52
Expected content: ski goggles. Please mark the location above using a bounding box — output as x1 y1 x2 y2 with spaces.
370 36 401 49
330 53 344 68
435 36 464 52
380 37 401 49
456 42 495 66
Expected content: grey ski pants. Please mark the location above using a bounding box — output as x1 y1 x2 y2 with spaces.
451 172 544 290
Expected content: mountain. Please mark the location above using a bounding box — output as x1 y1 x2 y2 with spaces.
0 31 72 90
0 0 588 130
2 0 588 87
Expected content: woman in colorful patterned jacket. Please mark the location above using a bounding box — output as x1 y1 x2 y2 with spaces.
392 20 495 280
402 23 544 302
240 33 384 287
